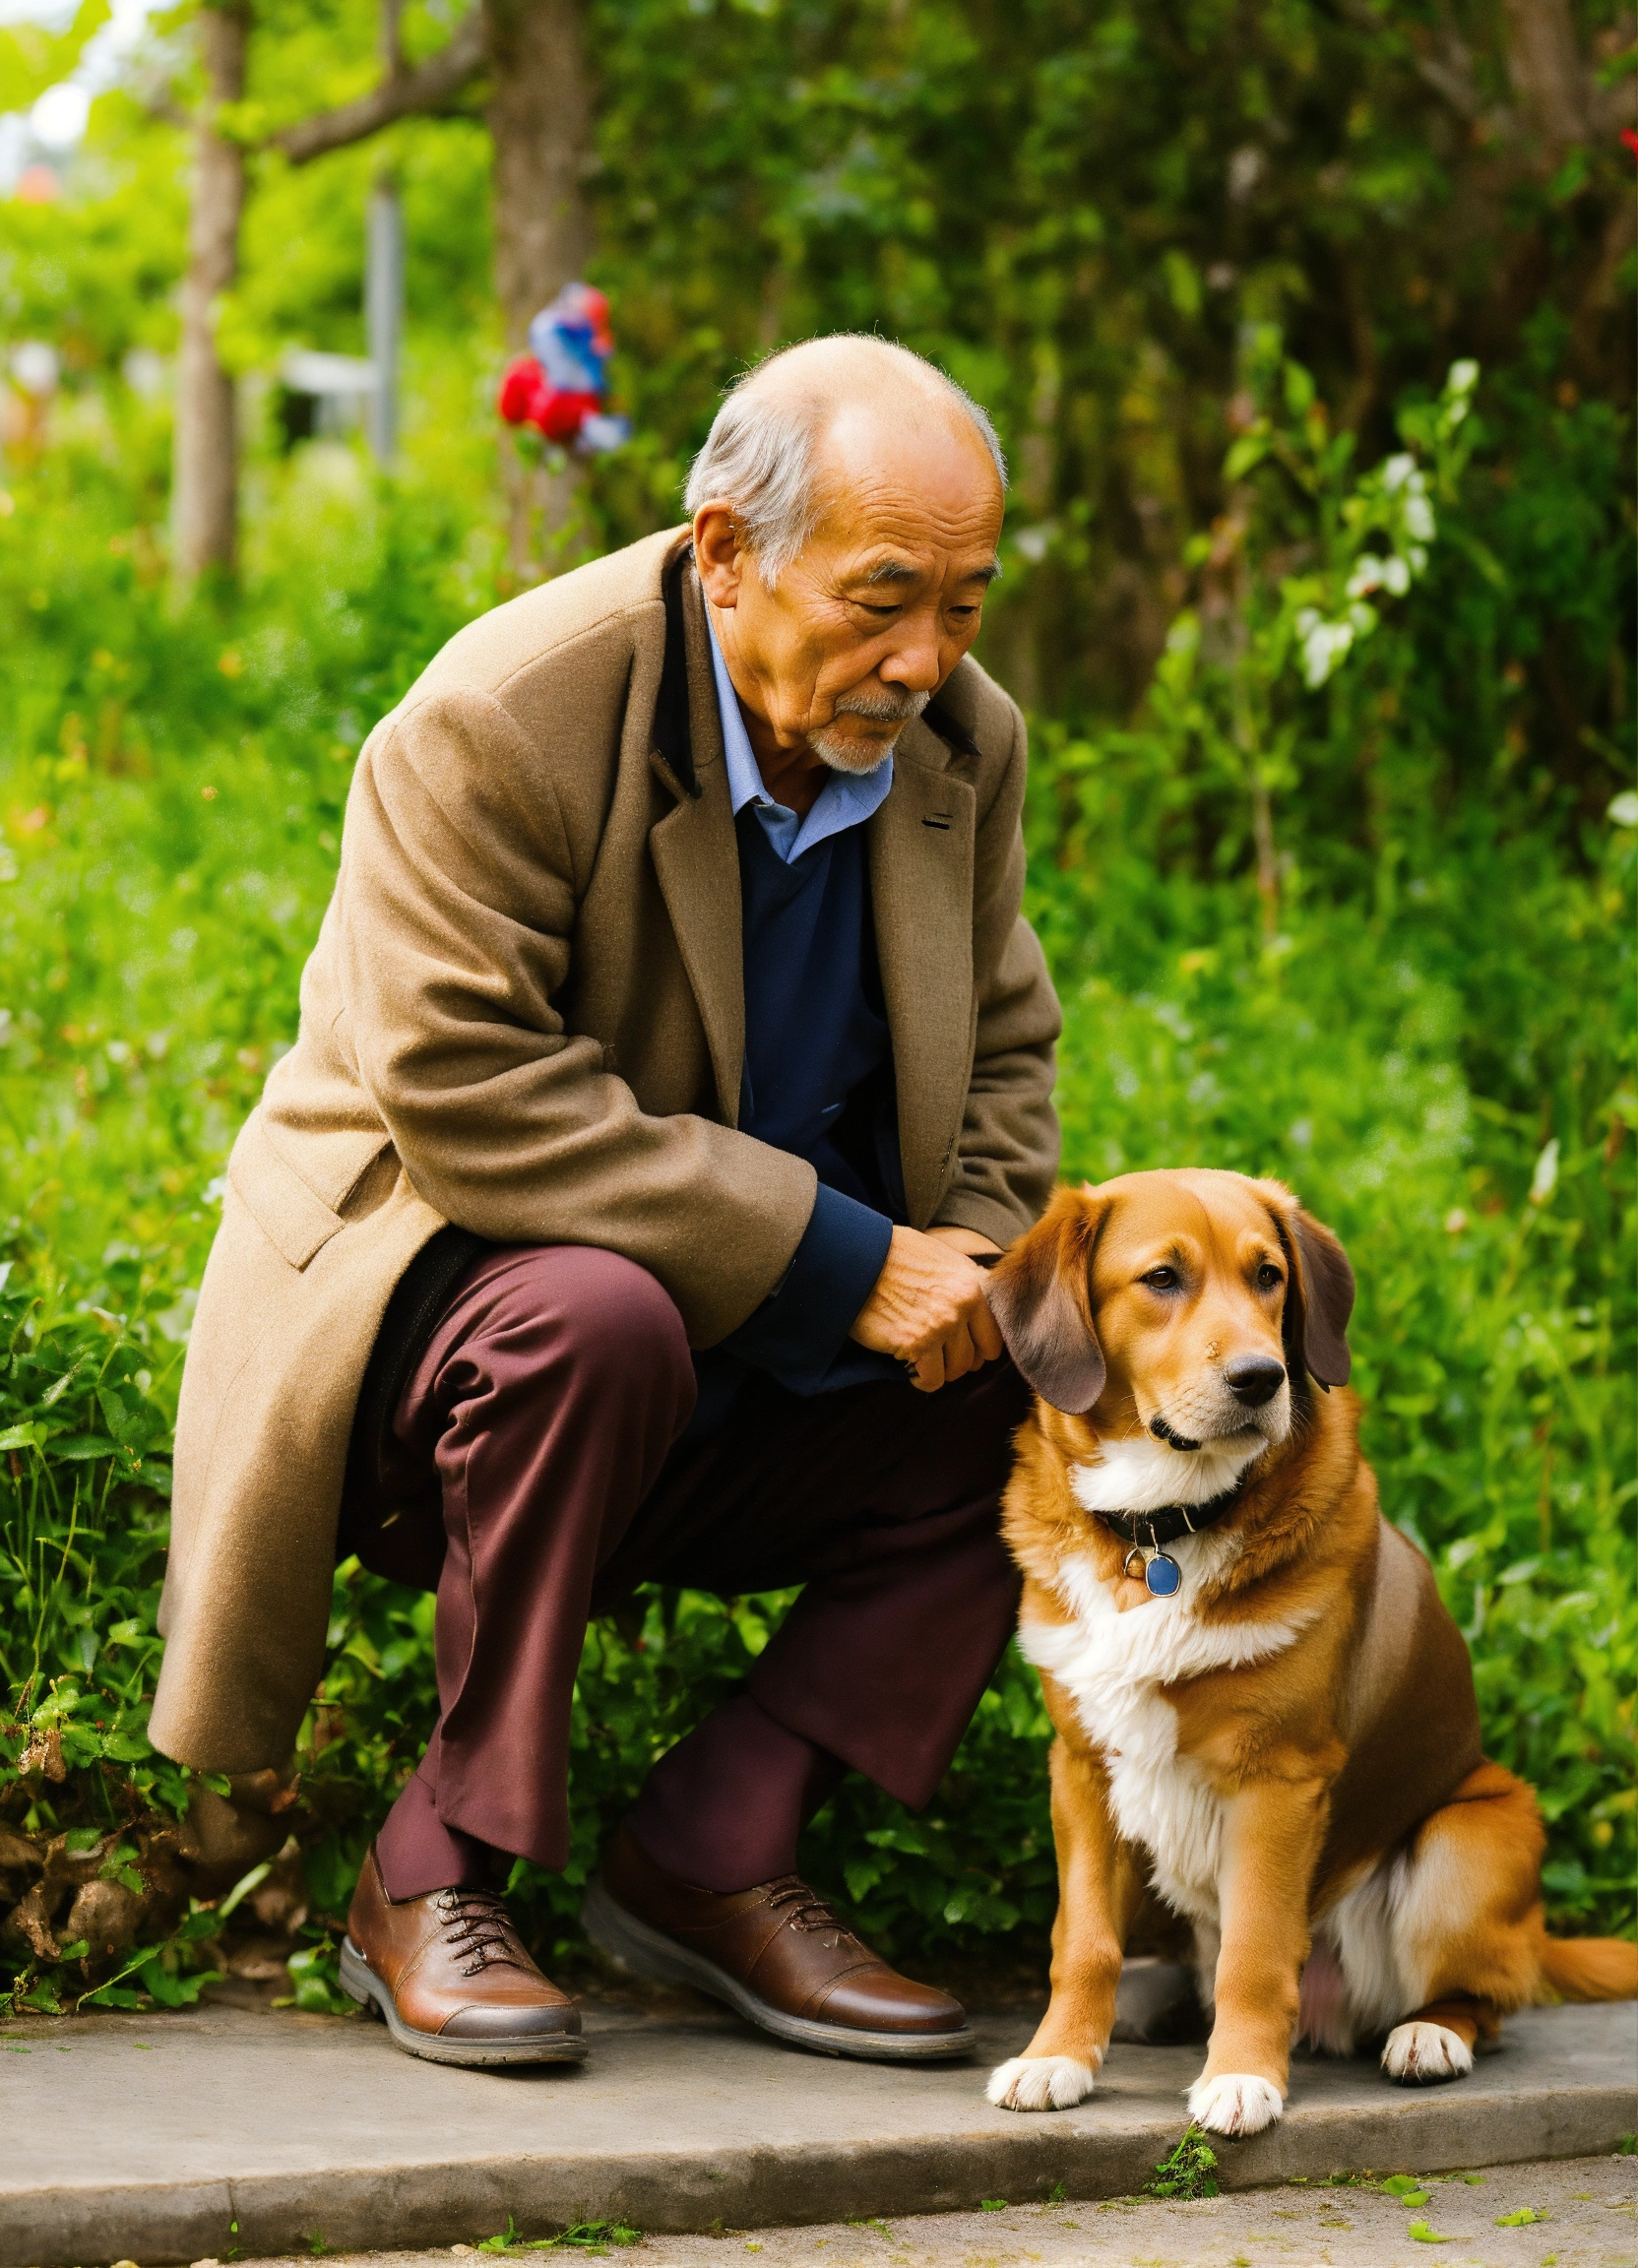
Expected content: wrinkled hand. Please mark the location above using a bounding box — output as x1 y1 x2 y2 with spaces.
849 1225 1004 1392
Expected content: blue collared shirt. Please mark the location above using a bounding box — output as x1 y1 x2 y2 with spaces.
708 611 894 859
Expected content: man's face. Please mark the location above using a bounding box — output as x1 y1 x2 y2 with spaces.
695 404 1005 772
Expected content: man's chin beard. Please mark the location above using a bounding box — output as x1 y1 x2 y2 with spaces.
807 728 899 776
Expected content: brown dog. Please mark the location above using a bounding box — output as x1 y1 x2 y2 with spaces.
982 1169 1636 2135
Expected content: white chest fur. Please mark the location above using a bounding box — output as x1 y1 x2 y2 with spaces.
1020 1520 1314 1924
1068 1429 1265 1517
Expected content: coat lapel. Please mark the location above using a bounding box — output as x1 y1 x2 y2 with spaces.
869 723 976 1226
648 561 745 1126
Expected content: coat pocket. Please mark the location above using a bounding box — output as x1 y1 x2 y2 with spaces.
227 1112 389 1272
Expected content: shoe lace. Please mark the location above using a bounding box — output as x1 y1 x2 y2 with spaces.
432 1886 531 1979
764 1875 858 1946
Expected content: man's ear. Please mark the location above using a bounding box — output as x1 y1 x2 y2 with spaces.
1256 1181 1354 1389
986 1186 1107 1414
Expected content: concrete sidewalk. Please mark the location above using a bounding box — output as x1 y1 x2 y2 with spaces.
1 1993 1632 2266
232 2156 1638 2268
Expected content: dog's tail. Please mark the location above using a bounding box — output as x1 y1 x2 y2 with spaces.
1537 1934 1638 2003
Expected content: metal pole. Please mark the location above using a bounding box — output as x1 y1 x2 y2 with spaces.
365 177 404 467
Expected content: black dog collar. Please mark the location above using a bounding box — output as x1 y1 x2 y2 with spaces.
1094 1480 1246 1551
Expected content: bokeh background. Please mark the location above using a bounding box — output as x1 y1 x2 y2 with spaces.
0 0 1632 2015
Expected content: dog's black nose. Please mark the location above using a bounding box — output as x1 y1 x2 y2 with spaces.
1224 1354 1287 1407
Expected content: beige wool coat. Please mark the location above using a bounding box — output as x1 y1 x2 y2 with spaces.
151 527 1062 1777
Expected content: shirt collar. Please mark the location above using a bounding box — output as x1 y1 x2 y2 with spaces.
706 607 894 862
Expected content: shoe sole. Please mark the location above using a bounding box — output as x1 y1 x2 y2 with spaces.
580 1875 976 2063
338 1939 590 2068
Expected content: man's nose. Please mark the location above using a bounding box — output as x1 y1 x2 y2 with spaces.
879 617 943 692
1224 1354 1287 1407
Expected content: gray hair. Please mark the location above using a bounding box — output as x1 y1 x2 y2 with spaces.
683 335 1007 585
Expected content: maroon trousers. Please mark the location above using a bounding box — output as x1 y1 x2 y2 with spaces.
344 1244 1027 1901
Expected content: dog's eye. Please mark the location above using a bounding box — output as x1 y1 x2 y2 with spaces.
1256 1263 1284 1290
1142 1266 1180 1292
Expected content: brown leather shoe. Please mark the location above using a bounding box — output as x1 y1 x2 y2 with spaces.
340 1847 586 2067
582 1825 974 2062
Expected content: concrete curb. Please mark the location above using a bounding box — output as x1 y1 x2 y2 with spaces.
2 2001 1633 2263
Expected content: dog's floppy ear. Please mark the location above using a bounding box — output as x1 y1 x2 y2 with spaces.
986 1186 1107 1414
1256 1181 1354 1389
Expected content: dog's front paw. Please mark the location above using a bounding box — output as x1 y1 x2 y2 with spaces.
1186 2071 1285 2136
1381 2020 1473 2085
986 2053 1098 2111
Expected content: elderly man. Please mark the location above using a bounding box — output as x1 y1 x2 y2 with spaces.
152 334 1061 2070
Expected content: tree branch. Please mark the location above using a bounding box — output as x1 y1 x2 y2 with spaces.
1330 0 1487 122
269 7 486 165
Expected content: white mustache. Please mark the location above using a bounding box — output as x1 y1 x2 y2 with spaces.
830 687 930 724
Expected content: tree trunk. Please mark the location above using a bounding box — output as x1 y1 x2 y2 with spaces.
1501 0 1590 158
172 6 249 584
484 0 596 581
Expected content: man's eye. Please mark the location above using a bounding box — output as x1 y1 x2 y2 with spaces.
1142 1266 1179 1291
1256 1263 1284 1290
860 602 899 619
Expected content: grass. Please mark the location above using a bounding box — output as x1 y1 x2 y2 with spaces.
1142 2128 1220 2201
0 396 1632 2010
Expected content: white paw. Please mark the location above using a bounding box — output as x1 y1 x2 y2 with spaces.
1382 2020 1473 2085
1186 2071 1285 2136
986 2053 1098 2111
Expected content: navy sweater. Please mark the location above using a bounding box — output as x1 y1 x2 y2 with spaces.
688 810 905 1430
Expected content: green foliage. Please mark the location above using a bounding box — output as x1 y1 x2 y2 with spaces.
1143 2126 1220 2201
1381 2176 1432 2206
0 353 1632 2006
0 0 106 116
0 1 1631 2007
476 2216 642 2255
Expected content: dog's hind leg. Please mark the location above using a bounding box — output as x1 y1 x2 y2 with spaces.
1378 1761 1549 2087
988 1704 1143 2112
1382 1992 1501 2083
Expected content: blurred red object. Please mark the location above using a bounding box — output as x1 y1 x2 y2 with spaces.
15 164 61 205
496 354 598 443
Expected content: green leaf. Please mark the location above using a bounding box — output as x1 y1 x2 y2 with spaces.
1162 247 1202 319
1495 2208 1545 2227
1283 360 1316 416
0 1420 44 1451
81 1984 142 2009
48 1433 117 1460
97 1386 143 1444
1407 2222 1449 2242
1224 435 1269 482
138 1957 221 2008
216 1859 272 1921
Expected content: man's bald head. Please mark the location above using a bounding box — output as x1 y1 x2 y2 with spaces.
684 334 1006 586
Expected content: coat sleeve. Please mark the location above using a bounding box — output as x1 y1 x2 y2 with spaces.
334 683 818 1348
932 698 1062 1248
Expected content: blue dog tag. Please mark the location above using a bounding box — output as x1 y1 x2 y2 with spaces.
1145 1551 1182 1598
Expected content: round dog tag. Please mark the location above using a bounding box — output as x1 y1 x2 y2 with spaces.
1144 1550 1182 1598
